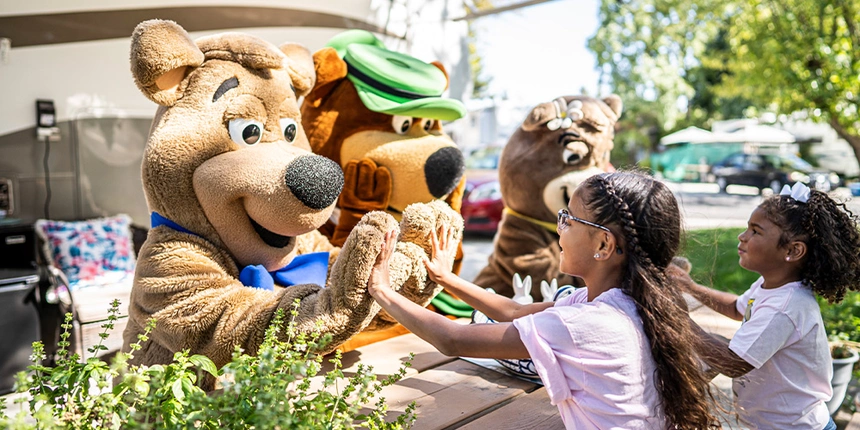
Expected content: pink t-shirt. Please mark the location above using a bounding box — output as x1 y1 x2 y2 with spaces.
513 287 665 430
730 278 832 428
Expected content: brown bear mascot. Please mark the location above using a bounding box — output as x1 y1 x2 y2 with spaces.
473 95 622 301
300 30 467 270
123 20 462 386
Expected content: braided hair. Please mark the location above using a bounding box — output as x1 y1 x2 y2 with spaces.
758 190 860 303
582 172 717 429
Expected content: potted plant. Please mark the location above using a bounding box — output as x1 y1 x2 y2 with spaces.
820 292 860 415
828 339 860 415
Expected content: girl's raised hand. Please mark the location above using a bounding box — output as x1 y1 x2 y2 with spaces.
423 225 458 285
666 263 695 293
368 229 398 297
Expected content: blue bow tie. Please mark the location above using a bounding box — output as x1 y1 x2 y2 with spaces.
151 212 329 291
239 252 330 291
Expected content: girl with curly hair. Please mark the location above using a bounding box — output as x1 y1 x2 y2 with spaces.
367 171 718 429
669 182 860 429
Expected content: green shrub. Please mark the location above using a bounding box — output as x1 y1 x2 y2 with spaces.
0 299 416 429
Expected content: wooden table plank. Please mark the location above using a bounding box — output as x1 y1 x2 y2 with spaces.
847 411 860 430
310 332 455 394
372 359 540 430
322 332 455 378
459 387 564 430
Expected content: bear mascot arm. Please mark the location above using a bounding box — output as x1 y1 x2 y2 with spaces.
123 21 461 378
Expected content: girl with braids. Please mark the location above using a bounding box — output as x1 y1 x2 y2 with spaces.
367 171 718 429
669 182 860 430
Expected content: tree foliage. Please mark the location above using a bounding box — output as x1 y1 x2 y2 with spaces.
467 0 495 98
719 0 860 161
590 0 860 164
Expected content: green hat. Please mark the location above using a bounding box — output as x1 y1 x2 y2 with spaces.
326 30 466 121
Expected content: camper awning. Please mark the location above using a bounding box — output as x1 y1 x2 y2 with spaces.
660 126 714 145
661 124 796 145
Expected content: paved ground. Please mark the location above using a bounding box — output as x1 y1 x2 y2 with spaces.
666 182 860 230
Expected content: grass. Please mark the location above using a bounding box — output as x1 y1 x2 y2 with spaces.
679 227 860 348
679 227 760 295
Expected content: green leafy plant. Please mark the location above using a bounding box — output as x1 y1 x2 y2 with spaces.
0 299 416 429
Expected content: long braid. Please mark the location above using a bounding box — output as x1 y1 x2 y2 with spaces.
589 173 717 429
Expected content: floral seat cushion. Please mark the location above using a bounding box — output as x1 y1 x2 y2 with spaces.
35 215 136 291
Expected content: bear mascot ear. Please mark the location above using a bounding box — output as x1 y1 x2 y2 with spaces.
602 94 623 122
304 47 349 106
130 20 204 106
430 61 450 90
279 42 316 97
520 101 558 132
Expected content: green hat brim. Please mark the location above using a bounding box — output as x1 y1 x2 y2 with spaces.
350 76 466 121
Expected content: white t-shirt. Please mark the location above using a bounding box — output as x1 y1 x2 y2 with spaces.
513 287 665 430
730 278 832 429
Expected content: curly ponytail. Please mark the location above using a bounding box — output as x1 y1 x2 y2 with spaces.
584 172 717 429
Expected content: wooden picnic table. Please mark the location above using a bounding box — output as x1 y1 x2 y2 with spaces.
325 330 565 430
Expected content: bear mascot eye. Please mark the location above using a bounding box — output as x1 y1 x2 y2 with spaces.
280 118 298 142
391 115 412 135
420 118 435 131
228 118 264 146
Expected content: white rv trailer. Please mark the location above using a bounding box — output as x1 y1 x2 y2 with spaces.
0 0 471 226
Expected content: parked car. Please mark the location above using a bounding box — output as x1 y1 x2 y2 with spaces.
461 147 504 234
711 153 839 193
711 152 839 194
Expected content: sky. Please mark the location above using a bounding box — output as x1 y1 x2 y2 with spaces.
471 0 602 107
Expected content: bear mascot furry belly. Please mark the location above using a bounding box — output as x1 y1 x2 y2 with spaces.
473 95 622 301
122 20 462 386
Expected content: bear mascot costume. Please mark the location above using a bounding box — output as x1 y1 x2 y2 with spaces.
473 95 622 301
122 20 462 386
300 30 467 268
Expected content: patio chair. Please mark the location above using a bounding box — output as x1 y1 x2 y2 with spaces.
34 215 138 360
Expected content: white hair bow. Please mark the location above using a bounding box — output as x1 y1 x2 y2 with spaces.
780 182 810 203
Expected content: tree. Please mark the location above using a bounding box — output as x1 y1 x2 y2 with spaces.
588 0 731 160
719 0 860 163
590 0 860 166
467 0 495 98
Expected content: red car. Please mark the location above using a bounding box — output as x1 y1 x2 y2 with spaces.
461 148 504 234
462 171 503 234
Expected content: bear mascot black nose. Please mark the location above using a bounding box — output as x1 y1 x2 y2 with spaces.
424 147 465 198
284 155 345 209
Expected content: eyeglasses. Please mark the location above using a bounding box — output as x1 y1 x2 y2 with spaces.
557 208 610 233
557 209 624 255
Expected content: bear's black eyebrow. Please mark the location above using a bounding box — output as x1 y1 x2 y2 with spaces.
213 77 239 102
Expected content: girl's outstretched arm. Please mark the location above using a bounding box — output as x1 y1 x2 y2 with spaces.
667 265 743 321
424 226 554 321
369 230 530 359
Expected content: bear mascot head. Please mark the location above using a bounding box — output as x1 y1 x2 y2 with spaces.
300 30 468 273
472 95 622 301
